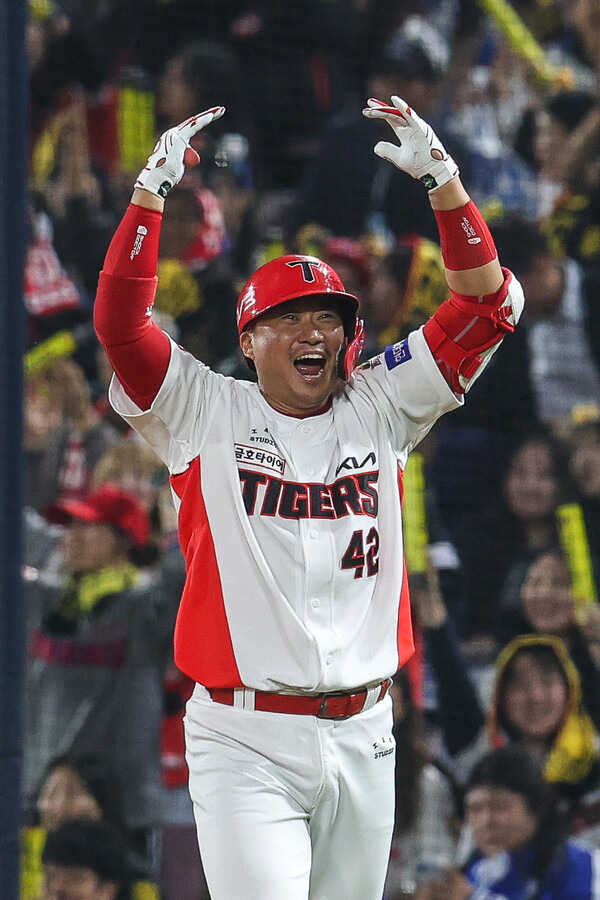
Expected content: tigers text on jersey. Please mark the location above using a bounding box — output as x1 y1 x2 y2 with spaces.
109 329 460 692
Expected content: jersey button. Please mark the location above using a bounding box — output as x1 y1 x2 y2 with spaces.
301 424 311 434
325 654 333 665
311 598 320 608
309 530 318 539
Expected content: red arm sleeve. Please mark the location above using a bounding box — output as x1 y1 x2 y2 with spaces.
94 204 171 411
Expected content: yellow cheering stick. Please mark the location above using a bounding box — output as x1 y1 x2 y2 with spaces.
24 323 95 377
477 0 574 90
556 502 597 607
403 451 429 576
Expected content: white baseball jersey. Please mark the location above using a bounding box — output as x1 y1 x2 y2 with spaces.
110 328 461 692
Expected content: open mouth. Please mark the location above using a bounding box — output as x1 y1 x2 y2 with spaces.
294 353 327 379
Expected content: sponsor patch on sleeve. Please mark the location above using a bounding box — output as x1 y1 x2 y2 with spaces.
384 339 412 370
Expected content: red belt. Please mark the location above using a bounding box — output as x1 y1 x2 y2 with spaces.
208 679 391 720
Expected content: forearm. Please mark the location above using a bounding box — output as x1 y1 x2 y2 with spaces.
94 198 170 409
429 178 503 296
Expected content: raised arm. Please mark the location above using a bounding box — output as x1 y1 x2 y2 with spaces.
363 96 524 394
93 108 225 410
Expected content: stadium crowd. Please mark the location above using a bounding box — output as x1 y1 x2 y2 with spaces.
21 0 600 897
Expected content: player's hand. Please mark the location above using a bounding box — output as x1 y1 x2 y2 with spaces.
134 106 226 199
362 96 459 191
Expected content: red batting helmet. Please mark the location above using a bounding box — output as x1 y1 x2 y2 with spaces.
236 255 365 377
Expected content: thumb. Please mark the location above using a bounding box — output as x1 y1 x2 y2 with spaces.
374 141 399 162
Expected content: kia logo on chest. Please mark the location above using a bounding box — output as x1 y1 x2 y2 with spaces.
335 453 376 477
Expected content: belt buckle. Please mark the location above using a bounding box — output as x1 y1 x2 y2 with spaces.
317 690 355 720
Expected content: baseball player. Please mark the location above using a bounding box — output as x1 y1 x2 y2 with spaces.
94 99 524 899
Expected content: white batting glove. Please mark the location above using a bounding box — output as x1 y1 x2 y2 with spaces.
362 96 458 192
135 106 226 199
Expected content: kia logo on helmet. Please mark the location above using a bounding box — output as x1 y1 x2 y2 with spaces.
285 259 320 283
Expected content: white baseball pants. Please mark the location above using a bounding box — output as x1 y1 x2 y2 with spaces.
185 685 396 900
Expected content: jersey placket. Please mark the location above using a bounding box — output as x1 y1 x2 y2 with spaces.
286 416 344 683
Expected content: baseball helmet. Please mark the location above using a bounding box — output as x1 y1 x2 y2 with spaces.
236 255 365 377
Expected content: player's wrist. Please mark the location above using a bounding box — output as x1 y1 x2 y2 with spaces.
428 178 469 209
419 156 460 192
131 187 165 212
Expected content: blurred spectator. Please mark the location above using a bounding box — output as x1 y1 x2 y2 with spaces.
96 0 240 79
359 237 448 358
40 95 118 299
447 427 571 639
28 3 107 172
420 615 600 825
420 562 600 839
25 198 88 348
153 180 239 367
227 1 356 189
384 669 459 899
155 39 246 140
91 439 175 568
36 755 121 833
545 0 600 92
22 754 159 900
23 505 64 580
23 484 181 872
24 358 120 513
568 417 600 562
295 15 470 242
41 817 142 900
445 49 539 220
92 442 166 520
494 546 600 726
514 89 600 260
416 744 600 900
491 214 600 424
320 235 372 299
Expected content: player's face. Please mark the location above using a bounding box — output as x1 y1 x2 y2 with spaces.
465 786 538 857
240 297 346 415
